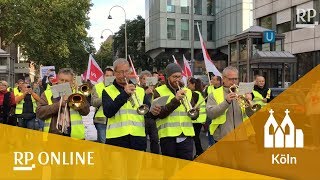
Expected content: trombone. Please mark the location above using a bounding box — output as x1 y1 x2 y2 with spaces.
176 82 201 119
125 78 149 115
78 83 91 97
229 84 261 116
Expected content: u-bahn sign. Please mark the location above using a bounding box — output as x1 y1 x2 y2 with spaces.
263 31 276 43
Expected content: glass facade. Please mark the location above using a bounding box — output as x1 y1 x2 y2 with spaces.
167 0 175 13
194 0 202 15
167 18 176 39
230 42 237 62
194 20 202 41
277 21 291 34
259 15 273 29
239 39 248 60
181 19 189 40
181 0 189 14
207 21 215 41
207 0 215 16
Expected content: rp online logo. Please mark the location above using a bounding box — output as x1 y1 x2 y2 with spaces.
264 109 304 148
13 152 36 171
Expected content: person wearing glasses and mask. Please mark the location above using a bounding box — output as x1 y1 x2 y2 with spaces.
206 66 251 167
152 63 199 160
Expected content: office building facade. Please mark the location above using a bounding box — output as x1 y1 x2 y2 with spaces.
145 0 253 73
253 0 320 78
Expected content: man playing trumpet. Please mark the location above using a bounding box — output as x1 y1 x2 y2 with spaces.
152 63 198 160
36 68 90 139
102 58 159 151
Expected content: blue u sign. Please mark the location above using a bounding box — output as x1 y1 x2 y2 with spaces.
263 31 276 43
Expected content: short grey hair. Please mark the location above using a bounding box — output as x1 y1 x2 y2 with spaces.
58 68 74 76
113 58 129 71
222 66 238 77
140 70 152 78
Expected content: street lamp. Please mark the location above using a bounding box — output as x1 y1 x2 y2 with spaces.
100 29 114 64
108 5 127 60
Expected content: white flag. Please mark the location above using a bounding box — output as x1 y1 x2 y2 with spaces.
196 23 222 77
86 54 104 85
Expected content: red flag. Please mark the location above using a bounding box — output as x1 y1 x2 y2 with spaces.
196 23 222 77
86 54 104 84
183 55 192 77
172 55 186 77
128 55 140 85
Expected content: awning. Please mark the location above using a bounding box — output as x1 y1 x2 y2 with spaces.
251 51 297 64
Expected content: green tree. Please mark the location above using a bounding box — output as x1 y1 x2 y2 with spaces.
95 40 113 70
112 15 152 71
0 0 94 74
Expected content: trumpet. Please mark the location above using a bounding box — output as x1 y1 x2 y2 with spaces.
125 78 149 115
68 93 86 111
78 83 91 97
176 82 200 119
229 84 261 116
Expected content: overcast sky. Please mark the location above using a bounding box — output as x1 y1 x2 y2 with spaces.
87 0 145 51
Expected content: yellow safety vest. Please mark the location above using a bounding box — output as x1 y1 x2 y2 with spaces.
105 85 146 139
252 89 270 107
94 82 106 118
13 87 19 96
192 91 206 124
155 85 195 139
209 87 247 135
43 89 85 139
15 92 37 114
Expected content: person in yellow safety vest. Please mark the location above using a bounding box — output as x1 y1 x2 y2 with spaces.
36 68 90 139
139 70 160 154
102 58 160 151
207 66 252 142
203 75 222 147
251 75 271 108
42 69 55 91
13 79 24 96
187 77 207 158
15 82 41 129
151 63 197 161
91 67 114 143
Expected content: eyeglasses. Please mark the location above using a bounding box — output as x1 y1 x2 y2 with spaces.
225 77 239 81
115 70 130 75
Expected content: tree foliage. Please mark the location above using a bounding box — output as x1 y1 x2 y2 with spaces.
112 15 152 71
0 0 94 73
95 40 113 69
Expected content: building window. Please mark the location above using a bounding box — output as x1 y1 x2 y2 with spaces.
207 21 215 41
230 42 237 62
194 20 202 41
277 21 291 34
167 18 176 39
259 15 273 29
167 0 175 13
239 39 248 60
207 0 215 15
194 0 202 15
181 0 189 14
181 19 189 40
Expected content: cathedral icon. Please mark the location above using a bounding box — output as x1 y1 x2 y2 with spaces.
264 109 304 148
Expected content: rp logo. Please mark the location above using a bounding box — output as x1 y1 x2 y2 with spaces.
13 152 36 171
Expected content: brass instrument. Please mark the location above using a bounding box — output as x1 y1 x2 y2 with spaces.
125 78 149 115
229 84 261 116
67 81 86 111
176 82 200 119
79 83 91 97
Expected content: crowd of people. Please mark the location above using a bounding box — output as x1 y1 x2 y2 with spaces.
0 58 272 161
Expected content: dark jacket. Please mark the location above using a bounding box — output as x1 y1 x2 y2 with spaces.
102 80 152 118
42 75 52 90
153 80 199 120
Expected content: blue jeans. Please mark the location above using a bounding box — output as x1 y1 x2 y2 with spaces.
94 123 106 143
17 118 36 129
